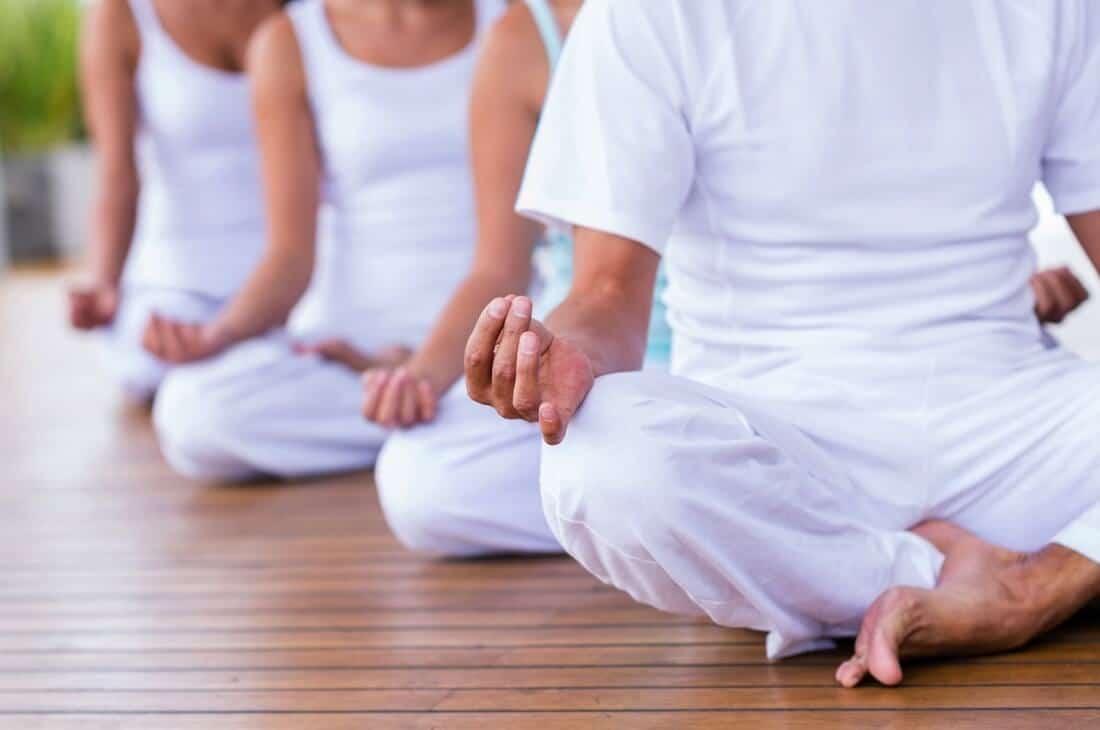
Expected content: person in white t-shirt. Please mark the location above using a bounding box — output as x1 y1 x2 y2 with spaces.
465 0 1100 686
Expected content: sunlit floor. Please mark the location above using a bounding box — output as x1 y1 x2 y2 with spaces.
1 267 1098 730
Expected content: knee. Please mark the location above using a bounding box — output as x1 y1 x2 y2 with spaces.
375 431 475 556
107 345 166 404
541 372 693 540
153 372 255 483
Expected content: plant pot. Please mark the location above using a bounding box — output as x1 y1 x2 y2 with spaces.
0 152 8 272
2 152 56 263
1 143 93 264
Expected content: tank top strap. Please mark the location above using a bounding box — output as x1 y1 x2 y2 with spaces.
522 0 564 69
475 0 508 36
284 0 340 95
127 0 164 43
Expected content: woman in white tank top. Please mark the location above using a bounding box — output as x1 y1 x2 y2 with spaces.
69 0 282 401
151 0 503 482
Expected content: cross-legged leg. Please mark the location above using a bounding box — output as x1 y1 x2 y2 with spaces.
840 346 1100 686
376 383 560 557
153 332 388 482
540 370 946 659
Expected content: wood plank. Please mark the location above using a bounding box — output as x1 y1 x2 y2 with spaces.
4 267 1099 727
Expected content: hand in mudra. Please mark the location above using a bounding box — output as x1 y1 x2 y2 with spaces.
464 295 593 445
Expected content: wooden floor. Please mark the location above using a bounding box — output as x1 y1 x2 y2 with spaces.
2 268 1099 730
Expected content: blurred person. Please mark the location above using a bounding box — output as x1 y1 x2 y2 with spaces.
368 0 672 556
70 0 287 400
466 0 1100 686
149 0 503 481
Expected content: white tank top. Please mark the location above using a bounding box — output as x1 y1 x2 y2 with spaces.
124 0 267 298
286 0 502 351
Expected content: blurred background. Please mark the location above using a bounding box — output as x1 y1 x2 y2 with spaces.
0 0 1097 356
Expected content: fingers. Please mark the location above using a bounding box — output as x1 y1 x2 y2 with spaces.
142 314 164 358
539 402 567 446
490 296 533 418
159 317 187 362
1055 266 1089 312
1034 267 1092 324
465 297 510 403
376 370 409 428
416 379 438 422
513 330 541 420
399 378 419 427
361 370 391 423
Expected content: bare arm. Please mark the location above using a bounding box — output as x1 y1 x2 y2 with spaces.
363 8 546 427
143 15 319 362
1068 210 1100 274
465 228 658 444
210 14 318 344
70 0 140 329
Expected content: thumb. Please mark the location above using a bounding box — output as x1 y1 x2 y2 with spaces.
539 402 569 446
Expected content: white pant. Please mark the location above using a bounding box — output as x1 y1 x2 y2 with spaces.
153 332 388 482
103 285 223 401
376 384 561 556
540 342 1100 659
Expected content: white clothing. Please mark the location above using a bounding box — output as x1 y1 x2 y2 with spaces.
124 0 266 298
518 0 1100 369
154 333 387 481
376 384 559 556
288 0 499 348
104 286 223 401
517 0 1100 658
154 0 502 481
541 350 1100 659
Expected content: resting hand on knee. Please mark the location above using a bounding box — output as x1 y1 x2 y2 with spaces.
362 366 439 429
68 282 119 330
464 295 594 445
141 313 229 364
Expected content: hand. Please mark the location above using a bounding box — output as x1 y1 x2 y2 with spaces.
362 367 439 428
465 295 594 445
141 313 228 364
68 282 119 330
1032 266 1089 325
293 339 412 373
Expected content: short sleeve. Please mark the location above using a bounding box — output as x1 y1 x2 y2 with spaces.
1042 3 1100 215
515 0 695 253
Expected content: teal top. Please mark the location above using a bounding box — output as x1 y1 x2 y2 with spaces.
523 0 671 366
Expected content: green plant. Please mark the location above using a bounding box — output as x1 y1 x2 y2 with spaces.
0 0 84 154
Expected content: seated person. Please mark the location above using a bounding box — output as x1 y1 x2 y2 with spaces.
467 0 1100 687
149 0 503 481
365 0 672 556
69 0 284 401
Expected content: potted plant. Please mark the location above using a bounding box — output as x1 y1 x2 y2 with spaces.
0 0 86 265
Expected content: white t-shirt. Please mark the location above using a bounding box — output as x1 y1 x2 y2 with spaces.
517 0 1100 371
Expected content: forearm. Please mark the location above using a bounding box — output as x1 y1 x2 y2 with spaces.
87 179 138 286
209 248 313 346
410 267 532 392
1067 211 1100 275
545 280 650 378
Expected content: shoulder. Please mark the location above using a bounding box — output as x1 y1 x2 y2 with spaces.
246 11 307 97
474 1 549 107
247 11 305 78
83 0 140 68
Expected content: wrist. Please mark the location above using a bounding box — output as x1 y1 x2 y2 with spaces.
405 356 456 398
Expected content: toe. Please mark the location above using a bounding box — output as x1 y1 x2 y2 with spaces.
835 656 869 688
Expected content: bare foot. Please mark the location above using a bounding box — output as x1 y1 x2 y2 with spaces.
836 521 1036 688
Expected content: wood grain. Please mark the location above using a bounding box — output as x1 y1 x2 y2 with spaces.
2 267 1097 729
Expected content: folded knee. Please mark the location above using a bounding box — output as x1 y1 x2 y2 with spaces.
375 433 480 556
153 374 255 483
